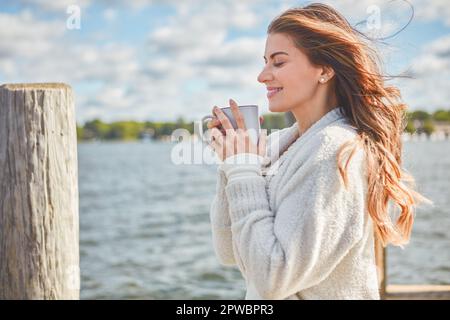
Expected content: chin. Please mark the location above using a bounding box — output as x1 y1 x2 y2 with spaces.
268 101 288 113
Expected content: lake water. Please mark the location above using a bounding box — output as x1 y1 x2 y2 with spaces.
78 139 450 299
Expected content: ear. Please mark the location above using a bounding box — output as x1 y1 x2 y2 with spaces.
319 65 335 82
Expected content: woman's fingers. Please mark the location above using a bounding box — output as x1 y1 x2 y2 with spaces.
210 127 224 144
206 116 226 135
208 116 260 132
209 127 227 161
206 117 220 129
213 106 234 132
229 99 246 130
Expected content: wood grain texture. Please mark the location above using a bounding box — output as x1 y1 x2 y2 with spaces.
386 285 450 300
0 83 79 299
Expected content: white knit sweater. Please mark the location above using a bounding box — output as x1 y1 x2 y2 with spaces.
209 107 380 300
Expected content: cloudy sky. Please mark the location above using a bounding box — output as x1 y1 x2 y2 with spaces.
1 0 449 125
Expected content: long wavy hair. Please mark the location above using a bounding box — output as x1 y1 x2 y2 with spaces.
268 3 430 247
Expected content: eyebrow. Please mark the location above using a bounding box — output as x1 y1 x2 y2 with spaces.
263 51 289 61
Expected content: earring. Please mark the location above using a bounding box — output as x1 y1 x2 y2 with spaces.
319 77 326 83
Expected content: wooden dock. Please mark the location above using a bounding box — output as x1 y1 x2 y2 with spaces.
385 285 450 300
375 236 450 300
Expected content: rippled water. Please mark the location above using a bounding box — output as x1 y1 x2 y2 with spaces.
78 140 450 299
388 141 450 285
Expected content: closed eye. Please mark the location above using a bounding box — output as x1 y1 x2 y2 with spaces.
274 62 285 67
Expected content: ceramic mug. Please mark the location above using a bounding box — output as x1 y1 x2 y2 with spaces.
200 105 261 145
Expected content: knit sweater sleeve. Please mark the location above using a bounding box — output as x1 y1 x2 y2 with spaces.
209 166 237 266
209 133 275 267
223 140 367 300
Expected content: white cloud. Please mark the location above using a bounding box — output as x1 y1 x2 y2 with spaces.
398 34 450 110
320 0 414 40
139 1 269 121
0 10 64 59
325 0 450 28
0 0 449 124
91 87 129 109
414 0 450 26
0 9 145 122
103 8 118 22
15 0 450 27
18 0 92 12
228 3 261 29
0 59 16 78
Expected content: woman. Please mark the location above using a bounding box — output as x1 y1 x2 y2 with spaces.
207 3 428 300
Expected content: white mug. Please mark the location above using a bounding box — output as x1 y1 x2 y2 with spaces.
200 105 261 145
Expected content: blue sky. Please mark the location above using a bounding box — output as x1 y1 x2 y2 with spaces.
1 0 449 124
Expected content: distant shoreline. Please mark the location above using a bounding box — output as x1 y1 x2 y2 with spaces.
76 133 450 144
76 110 450 142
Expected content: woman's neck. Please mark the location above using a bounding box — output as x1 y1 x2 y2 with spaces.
291 91 338 136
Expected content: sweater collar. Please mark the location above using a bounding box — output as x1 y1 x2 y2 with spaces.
290 106 345 139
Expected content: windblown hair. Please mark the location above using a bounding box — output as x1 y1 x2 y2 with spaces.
268 3 430 247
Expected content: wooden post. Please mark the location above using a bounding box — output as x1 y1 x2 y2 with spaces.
0 83 79 299
374 233 386 299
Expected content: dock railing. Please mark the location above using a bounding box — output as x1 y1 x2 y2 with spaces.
375 234 450 300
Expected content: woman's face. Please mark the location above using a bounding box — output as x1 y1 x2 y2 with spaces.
258 32 323 113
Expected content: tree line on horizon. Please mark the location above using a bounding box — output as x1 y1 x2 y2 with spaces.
76 109 450 141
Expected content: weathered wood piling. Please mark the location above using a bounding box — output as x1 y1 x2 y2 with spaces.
0 83 79 299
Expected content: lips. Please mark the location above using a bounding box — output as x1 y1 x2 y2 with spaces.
267 87 283 99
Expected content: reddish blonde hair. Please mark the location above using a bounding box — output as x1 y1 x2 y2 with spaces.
268 3 430 246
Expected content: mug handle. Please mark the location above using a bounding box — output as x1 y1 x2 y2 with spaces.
200 115 214 144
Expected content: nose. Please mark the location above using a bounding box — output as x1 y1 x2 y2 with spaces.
257 66 273 84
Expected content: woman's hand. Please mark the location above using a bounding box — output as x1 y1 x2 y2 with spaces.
207 108 264 135
208 99 267 162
